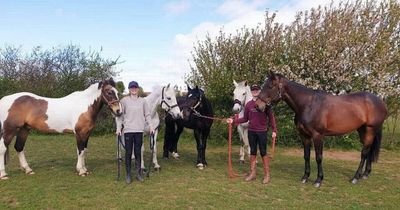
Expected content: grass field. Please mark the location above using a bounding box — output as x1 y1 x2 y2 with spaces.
0 134 399 209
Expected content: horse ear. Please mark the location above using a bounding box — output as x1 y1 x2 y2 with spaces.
187 84 191 91
233 80 238 87
167 83 170 89
269 70 277 80
244 80 248 86
98 81 103 89
195 85 199 90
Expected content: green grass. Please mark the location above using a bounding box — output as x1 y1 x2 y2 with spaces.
0 134 399 209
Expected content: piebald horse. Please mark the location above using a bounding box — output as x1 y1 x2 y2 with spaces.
0 78 122 179
256 72 387 187
232 80 252 164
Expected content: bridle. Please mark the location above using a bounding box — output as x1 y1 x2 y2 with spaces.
258 83 283 106
160 86 179 113
102 90 120 106
188 93 203 116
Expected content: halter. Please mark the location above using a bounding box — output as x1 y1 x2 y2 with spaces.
160 86 179 113
102 91 120 106
188 94 203 116
258 83 282 106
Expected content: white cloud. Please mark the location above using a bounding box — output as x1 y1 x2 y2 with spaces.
164 0 191 16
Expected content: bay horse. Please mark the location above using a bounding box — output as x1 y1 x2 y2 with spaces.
232 80 252 164
255 72 387 187
0 78 122 179
163 85 213 169
134 84 181 170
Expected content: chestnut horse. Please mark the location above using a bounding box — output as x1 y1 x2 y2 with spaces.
256 72 387 187
0 78 122 179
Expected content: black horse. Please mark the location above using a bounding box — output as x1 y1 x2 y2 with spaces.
256 72 388 187
163 86 213 169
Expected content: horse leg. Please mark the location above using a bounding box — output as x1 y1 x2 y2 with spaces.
0 128 17 179
82 139 90 174
15 128 34 175
163 120 175 159
75 134 89 176
313 135 324 188
172 125 183 159
201 128 210 166
362 126 382 179
301 135 312 184
194 129 203 169
238 126 245 164
152 130 161 170
351 126 374 184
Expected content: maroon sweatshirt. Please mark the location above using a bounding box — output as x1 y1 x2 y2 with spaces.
234 100 277 132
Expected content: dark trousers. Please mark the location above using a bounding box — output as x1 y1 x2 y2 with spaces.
124 132 143 175
248 130 268 157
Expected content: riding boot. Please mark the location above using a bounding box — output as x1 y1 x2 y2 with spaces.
262 155 270 184
245 155 257 181
135 159 144 182
125 159 132 184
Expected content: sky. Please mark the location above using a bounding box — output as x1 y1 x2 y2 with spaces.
0 0 340 92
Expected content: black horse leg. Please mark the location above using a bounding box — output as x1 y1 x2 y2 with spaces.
201 128 210 166
301 137 311 183
194 129 203 167
313 136 324 188
173 125 184 154
362 156 372 179
351 146 370 184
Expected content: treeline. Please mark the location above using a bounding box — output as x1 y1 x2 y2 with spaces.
0 44 121 134
187 0 400 148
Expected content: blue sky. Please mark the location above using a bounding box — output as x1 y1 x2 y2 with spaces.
0 0 334 91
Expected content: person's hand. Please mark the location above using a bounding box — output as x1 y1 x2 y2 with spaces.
226 118 233 124
272 132 277 138
116 130 121 136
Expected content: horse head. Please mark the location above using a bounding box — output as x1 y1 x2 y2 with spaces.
232 80 250 113
161 84 182 119
256 71 284 112
181 85 204 121
99 78 122 116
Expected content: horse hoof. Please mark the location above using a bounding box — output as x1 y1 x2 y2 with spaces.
154 167 161 172
27 171 35 175
301 179 308 184
172 152 180 159
0 176 9 180
362 175 368 180
351 178 358 184
313 182 321 188
196 163 204 170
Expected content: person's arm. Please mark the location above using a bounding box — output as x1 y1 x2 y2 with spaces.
143 99 154 133
234 104 249 124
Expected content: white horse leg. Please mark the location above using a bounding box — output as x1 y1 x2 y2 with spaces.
17 151 34 175
76 148 87 176
82 148 89 174
242 127 250 161
152 133 161 170
238 126 245 163
0 138 8 179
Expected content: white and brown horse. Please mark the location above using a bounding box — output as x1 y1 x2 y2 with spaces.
0 78 122 179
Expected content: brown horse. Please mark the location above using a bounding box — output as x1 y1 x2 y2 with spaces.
0 78 122 179
255 72 387 187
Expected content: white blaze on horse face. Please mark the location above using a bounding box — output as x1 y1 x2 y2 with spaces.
109 87 122 115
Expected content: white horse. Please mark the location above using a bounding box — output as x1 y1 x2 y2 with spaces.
118 84 181 170
232 80 252 164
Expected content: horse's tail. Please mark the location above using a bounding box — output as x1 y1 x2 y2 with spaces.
369 126 382 163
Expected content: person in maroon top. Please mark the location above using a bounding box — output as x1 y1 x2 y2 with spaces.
227 84 277 184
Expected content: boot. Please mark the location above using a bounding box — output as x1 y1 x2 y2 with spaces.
135 159 144 182
125 159 132 184
245 155 257 181
262 155 270 184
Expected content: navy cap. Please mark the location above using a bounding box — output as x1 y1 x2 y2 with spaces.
128 81 139 89
250 84 261 91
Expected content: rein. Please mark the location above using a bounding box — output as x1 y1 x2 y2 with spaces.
102 92 119 106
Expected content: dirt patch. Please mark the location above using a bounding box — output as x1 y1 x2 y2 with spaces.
283 148 360 162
